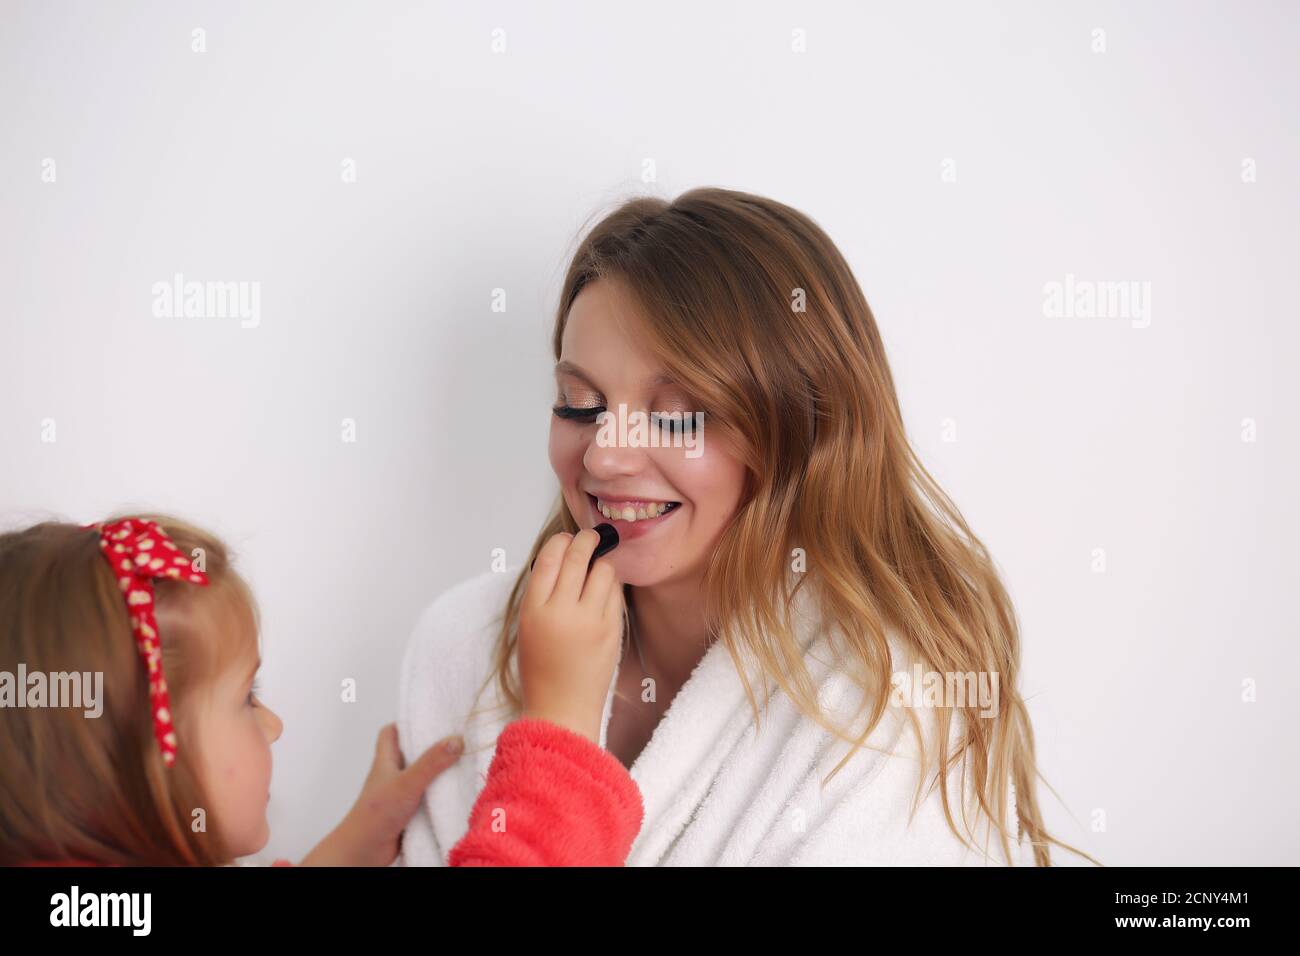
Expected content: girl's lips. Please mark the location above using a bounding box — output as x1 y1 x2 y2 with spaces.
586 494 680 540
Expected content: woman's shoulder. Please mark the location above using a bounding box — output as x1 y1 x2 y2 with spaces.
786 614 1033 864
400 567 517 681
398 568 519 730
409 568 519 648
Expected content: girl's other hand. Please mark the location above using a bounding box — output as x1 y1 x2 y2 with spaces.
299 723 462 866
519 529 624 743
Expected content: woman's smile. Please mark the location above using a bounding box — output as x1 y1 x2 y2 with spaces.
586 493 683 539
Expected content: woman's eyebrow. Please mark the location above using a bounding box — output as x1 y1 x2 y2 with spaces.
553 360 594 386
554 360 674 390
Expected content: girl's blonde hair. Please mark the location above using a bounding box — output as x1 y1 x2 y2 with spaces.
476 187 1095 866
0 513 258 865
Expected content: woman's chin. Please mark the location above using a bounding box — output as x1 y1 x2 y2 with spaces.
614 554 689 590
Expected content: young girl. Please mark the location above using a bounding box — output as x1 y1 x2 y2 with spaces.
0 514 640 866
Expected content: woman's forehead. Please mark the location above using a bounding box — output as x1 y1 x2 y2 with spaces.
560 282 673 389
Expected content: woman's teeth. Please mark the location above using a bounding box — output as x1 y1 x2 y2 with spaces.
596 499 678 522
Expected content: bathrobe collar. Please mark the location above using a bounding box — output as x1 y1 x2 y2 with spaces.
600 577 825 866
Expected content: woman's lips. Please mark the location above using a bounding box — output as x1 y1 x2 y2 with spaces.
587 494 680 539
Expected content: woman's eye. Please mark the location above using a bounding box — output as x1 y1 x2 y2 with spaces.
247 680 261 707
552 403 606 425
650 411 698 437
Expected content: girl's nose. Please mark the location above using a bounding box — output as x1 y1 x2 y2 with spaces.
262 706 284 743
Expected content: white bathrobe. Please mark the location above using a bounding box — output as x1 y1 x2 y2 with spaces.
397 569 1036 866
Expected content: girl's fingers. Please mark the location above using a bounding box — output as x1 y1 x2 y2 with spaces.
583 556 616 606
366 723 403 786
551 528 600 605
525 533 574 607
602 575 625 628
394 735 464 807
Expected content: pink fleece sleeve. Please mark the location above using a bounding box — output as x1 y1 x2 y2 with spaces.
447 718 644 867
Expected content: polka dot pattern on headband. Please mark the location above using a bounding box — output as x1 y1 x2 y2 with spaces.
87 517 209 768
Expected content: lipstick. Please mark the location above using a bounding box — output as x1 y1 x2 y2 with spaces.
529 522 620 572
588 522 619 569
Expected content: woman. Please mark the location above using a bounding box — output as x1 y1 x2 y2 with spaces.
399 187 1090 866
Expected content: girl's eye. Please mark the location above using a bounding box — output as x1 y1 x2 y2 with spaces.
552 403 606 425
247 680 261 707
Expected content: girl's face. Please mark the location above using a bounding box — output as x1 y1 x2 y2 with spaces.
548 277 747 588
187 602 282 858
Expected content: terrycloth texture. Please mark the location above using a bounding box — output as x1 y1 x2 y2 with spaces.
448 718 644 866
398 570 1036 867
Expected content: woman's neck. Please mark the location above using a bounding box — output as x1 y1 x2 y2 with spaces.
627 577 714 690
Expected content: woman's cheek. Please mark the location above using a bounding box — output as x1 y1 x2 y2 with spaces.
546 422 574 480
667 449 746 534
547 424 588 515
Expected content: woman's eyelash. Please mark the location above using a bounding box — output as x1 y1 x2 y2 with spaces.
552 403 606 424
553 404 703 434
649 412 699 436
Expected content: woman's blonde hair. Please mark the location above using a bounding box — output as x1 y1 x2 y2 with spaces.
474 187 1095 866
0 513 259 865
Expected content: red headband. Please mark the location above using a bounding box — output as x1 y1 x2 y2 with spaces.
87 518 209 767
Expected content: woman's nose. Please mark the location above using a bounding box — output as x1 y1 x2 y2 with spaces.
583 409 652 477
583 439 650 478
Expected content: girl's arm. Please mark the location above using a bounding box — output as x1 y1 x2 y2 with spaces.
447 717 643 867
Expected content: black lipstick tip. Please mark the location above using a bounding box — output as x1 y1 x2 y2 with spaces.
529 522 621 573
589 522 620 569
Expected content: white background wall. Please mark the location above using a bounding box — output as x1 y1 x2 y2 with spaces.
2 0 1296 865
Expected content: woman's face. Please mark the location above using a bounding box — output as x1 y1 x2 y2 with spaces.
548 277 747 588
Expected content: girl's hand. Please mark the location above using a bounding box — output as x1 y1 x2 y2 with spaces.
299 723 462 867
519 529 625 744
